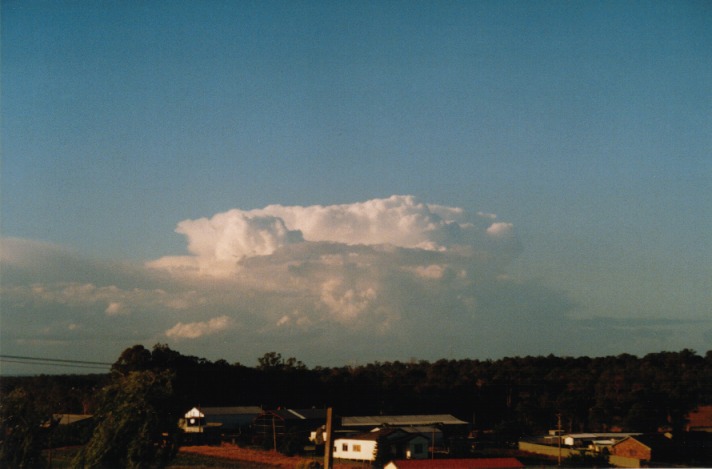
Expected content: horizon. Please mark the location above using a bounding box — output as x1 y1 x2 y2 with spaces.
1 346 709 377
2 1 710 375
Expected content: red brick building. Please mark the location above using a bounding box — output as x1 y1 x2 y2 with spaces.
611 434 676 463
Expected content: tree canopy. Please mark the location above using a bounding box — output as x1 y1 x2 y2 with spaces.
72 369 177 468
2 345 711 466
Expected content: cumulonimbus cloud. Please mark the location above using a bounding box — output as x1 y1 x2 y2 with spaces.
147 195 520 277
1 196 706 366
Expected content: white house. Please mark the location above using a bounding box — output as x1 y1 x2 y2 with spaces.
180 406 262 433
333 428 430 462
563 433 639 448
182 407 207 433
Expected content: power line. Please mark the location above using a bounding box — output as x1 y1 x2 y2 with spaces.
0 354 113 370
0 358 109 370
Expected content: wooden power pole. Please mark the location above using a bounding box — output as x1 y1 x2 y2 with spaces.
557 413 562 466
324 407 334 469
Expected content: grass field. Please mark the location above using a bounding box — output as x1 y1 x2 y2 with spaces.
45 444 367 468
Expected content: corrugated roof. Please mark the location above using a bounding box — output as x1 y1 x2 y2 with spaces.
263 408 328 420
342 414 467 426
338 428 407 441
52 414 93 425
200 406 262 415
386 458 524 469
564 432 639 439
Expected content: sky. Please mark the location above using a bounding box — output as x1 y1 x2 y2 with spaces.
1 0 711 374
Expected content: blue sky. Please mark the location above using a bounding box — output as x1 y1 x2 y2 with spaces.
2 1 710 374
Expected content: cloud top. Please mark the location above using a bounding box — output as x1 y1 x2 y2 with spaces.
148 195 519 277
2 196 709 368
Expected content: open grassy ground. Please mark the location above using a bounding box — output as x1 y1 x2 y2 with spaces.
45 444 554 468
45 444 368 468
177 444 316 468
178 444 368 468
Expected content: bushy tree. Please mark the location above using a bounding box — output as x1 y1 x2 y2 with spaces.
72 370 178 468
0 387 48 468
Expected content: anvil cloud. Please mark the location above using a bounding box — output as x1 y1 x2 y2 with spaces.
0 196 704 368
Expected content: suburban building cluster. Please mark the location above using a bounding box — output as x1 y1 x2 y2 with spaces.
174 405 712 467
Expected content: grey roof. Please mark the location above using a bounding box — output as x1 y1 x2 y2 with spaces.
342 414 467 427
201 406 262 415
401 425 444 434
336 428 409 442
260 408 328 421
564 433 639 439
52 414 93 425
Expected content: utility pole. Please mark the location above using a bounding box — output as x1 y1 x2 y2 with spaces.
324 407 334 469
557 413 562 466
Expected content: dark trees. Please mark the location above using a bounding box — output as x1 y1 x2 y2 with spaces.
5 344 710 462
0 387 48 468
72 370 177 468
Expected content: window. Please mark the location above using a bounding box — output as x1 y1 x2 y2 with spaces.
353 444 361 452
342 443 348 451
414 443 424 454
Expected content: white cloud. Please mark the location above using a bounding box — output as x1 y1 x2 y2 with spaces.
413 264 447 279
165 315 232 339
486 222 514 237
105 301 128 316
7 196 704 367
148 195 519 277
320 278 378 321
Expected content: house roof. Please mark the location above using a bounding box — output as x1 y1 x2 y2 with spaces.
51 414 93 425
201 406 262 415
687 405 712 429
386 458 524 469
400 425 444 434
564 432 639 439
613 434 675 450
342 414 467 427
338 428 408 442
185 406 262 418
259 408 328 421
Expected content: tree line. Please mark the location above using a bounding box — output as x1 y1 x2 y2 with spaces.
2 345 711 467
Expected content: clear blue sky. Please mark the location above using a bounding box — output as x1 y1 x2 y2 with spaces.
2 0 710 373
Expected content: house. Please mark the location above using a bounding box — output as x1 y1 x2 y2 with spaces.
252 408 328 450
400 425 446 447
180 406 262 433
333 428 429 463
341 414 467 432
686 405 712 432
341 414 468 448
43 414 95 446
562 432 638 449
611 434 677 464
384 457 524 469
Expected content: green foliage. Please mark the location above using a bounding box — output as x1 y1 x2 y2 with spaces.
0 387 48 468
72 370 178 468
